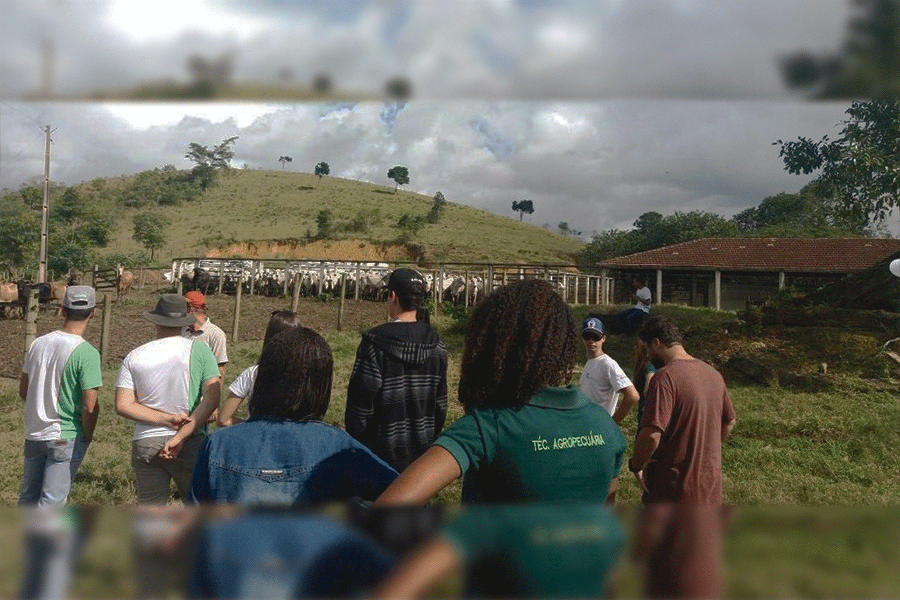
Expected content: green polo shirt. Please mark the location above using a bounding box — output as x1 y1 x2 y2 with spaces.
434 386 626 503
442 504 624 598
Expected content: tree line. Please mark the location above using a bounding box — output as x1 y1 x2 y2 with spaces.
582 98 898 265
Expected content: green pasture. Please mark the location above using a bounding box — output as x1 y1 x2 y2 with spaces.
1 304 898 506
1 302 899 598
98 169 584 263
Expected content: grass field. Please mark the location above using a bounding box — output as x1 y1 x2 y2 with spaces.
93 169 585 264
1 297 899 598
1 300 897 506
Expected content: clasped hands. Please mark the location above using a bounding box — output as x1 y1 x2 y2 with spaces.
158 413 194 460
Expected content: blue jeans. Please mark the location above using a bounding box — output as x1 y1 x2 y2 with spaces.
19 438 89 506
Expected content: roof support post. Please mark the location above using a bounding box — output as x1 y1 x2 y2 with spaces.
601 269 608 306
779 271 785 290
714 269 722 311
656 269 663 305
691 273 697 306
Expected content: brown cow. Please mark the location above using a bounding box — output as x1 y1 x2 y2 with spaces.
116 265 134 299
0 282 16 303
50 281 67 303
0 282 21 319
50 281 67 316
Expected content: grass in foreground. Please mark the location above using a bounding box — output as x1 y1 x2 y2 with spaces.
0 309 897 506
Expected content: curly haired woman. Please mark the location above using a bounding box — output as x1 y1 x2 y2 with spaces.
376 279 626 505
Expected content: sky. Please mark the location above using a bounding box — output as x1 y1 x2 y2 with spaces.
0 0 875 236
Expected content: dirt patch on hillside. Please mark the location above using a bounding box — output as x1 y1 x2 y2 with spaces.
207 239 411 262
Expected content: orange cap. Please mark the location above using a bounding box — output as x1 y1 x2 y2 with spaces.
184 291 207 310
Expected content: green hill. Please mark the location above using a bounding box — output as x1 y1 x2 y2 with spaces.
99 169 584 264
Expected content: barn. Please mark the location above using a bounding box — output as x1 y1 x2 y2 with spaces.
596 238 900 311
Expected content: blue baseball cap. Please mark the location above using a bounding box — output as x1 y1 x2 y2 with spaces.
581 317 603 336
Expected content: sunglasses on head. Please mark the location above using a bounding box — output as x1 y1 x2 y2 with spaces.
582 332 602 341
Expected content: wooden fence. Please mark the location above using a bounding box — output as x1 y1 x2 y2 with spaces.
169 258 616 307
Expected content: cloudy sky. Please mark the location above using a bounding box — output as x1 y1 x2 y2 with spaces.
0 0 872 236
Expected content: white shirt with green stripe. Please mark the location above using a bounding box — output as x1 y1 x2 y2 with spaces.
115 336 220 441
23 331 102 441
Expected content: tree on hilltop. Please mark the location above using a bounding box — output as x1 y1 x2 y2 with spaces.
315 161 330 180
512 199 534 221
387 166 409 193
278 156 292 170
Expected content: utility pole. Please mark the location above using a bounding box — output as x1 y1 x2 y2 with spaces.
38 125 52 283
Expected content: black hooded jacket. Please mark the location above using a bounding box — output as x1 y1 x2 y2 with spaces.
345 321 448 471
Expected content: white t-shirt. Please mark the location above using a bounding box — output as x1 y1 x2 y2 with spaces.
229 365 258 399
634 286 652 313
115 336 219 440
22 331 102 441
579 354 633 416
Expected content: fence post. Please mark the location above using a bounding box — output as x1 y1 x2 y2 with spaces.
232 276 242 343
100 294 112 367
249 260 256 296
487 265 493 294
464 269 470 308
438 266 444 316
177 276 183 295
317 264 324 296
217 260 224 295
355 263 361 301
291 272 301 313
170 260 177 291
92 264 98 288
24 288 38 359
258 261 265 296
337 273 346 331
283 264 291 297
138 267 144 291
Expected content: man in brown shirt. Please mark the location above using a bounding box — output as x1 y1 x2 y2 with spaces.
628 316 736 503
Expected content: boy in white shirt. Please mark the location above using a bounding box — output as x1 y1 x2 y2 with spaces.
579 316 639 424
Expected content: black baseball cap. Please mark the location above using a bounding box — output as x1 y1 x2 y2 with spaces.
387 268 427 299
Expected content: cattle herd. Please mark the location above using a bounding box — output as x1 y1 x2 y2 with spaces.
0 280 67 319
171 259 491 305
0 259 601 320
0 267 136 319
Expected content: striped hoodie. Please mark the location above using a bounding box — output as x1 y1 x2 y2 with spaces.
345 321 448 471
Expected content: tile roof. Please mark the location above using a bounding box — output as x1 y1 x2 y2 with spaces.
598 238 900 273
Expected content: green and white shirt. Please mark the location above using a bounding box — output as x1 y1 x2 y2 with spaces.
115 336 219 441
23 331 102 441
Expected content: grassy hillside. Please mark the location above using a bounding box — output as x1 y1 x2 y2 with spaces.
99 169 584 264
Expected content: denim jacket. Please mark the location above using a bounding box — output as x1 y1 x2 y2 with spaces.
189 512 394 599
188 418 398 505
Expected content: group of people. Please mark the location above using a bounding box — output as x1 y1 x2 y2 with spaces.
18 268 736 597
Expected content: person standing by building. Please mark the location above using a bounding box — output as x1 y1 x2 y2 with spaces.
629 316 736 503
345 268 448 471
116 294 221 504
617 276 652 334
19 286 102 506
182 291 228 381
